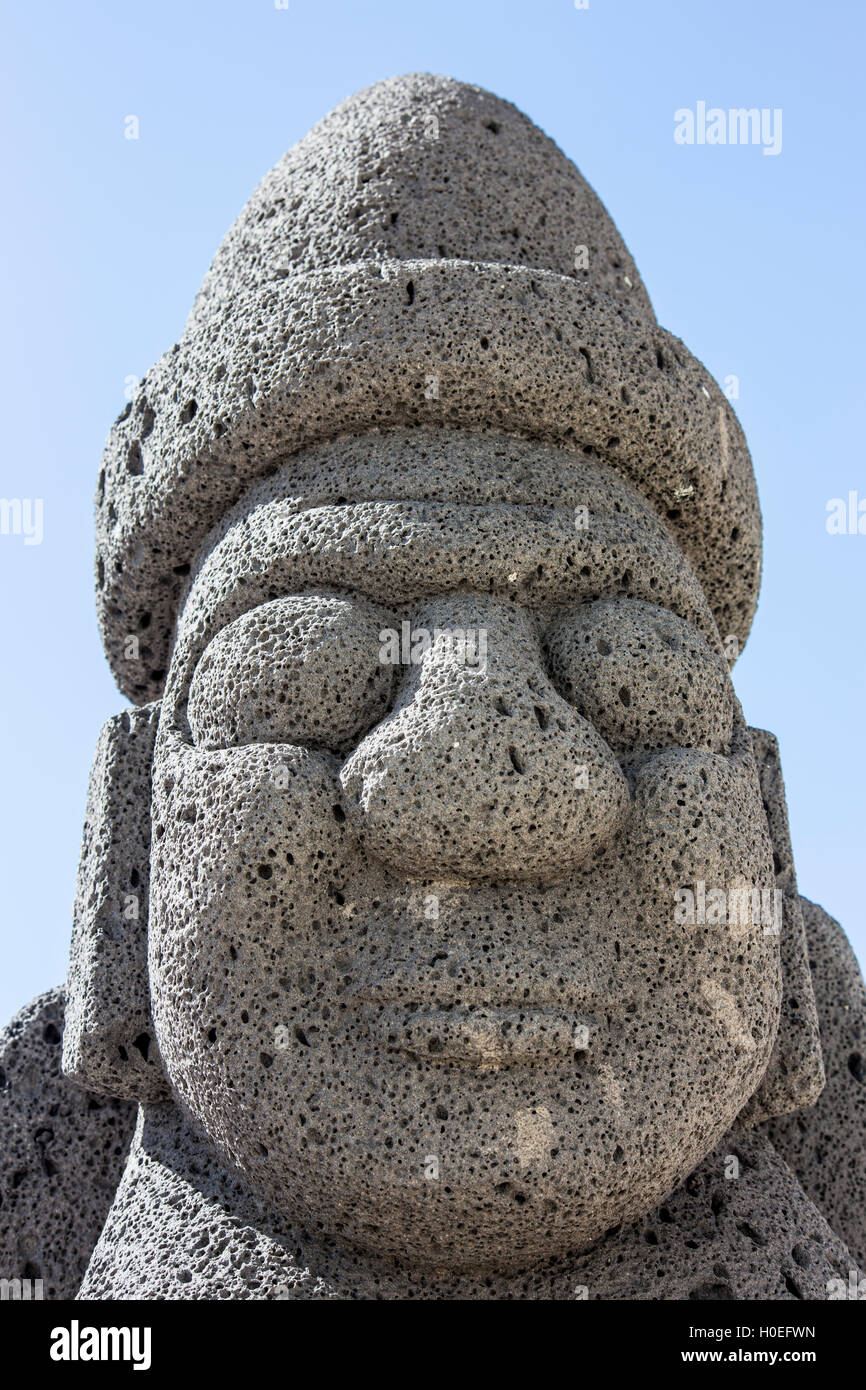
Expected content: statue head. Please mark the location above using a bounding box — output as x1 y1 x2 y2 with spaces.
64 75 823 1275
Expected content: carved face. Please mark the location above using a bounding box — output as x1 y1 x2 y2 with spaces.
147 440 780 1273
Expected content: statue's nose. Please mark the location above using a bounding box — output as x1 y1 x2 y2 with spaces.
339 596 630 881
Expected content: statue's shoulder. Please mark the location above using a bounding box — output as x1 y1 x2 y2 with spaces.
0 987 135 1299
574 1123 862 1299
764 898 866 1268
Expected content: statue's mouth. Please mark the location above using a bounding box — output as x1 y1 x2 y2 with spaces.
374 1004 592 1067
347 947 624 1067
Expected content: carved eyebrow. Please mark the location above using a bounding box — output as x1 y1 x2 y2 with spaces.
175 500 718 669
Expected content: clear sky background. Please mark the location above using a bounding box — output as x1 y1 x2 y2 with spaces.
1 0 863 1025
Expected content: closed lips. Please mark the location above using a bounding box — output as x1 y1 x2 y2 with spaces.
374 1004 592 1067
347 948 622 1065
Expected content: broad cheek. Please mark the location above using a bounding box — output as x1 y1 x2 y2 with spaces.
630 751 776 913
147 741 357 1073
613 755 781 1035
581 811 780 1139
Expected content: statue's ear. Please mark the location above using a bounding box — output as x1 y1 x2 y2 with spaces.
738 728 825 1126
62 702 169 1101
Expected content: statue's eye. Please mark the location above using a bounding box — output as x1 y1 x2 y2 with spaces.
187 594 395 752
544 598 733 756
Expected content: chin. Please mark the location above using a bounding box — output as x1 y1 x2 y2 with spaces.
166 1018 768 1275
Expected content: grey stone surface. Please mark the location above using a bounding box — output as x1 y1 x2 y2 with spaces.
2 73 864 1301
0 990 135 1299
79 1105 862 1299
189 71 654 330
766 898 866 1268
63 703 168 1102
95 74 760 705
147 463 779 1273
80 1104 308 1301
571 1124 862 1301
738 729 824 1126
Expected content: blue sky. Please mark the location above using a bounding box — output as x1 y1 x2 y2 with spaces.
1 0 864 1024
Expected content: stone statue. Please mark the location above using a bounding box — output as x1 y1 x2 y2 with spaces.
2 74 864 1301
